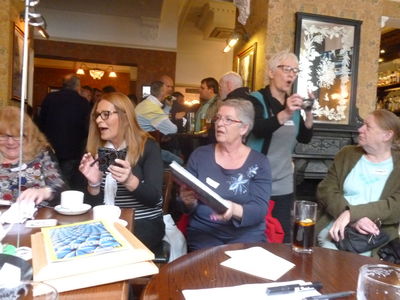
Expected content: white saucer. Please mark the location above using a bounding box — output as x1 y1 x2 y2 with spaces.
54 204 92 216
115 219 128 227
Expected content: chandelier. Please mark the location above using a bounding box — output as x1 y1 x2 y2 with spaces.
89 69 105 80
76 64 117 80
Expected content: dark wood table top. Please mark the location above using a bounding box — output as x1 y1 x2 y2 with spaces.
142 242 389 300
2 206 134 300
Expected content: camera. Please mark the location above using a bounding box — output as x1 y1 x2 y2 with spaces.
301 98 314 111
97 148 127 172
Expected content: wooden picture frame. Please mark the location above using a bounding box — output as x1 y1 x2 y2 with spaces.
294 13 362 129
12 24 24 101
236 43 257 91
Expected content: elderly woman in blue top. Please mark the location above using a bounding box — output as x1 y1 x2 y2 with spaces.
317 109 400 256
180 99 272 251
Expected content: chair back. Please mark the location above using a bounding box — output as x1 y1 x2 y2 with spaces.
162 169 173 214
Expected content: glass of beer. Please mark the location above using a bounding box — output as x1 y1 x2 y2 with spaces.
357 264 400 300
292 200 317 253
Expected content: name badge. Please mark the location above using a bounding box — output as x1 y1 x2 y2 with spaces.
284 120 294 126
373 168 389 176
206 177 220 189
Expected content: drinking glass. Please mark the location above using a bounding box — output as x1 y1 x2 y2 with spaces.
0 281 58 300
292 200 317 253
357 264 400 300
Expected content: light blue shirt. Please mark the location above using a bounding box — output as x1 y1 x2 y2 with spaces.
318 155 393 255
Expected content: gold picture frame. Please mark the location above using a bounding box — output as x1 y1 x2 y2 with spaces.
236 43 257 91
12 24 24 101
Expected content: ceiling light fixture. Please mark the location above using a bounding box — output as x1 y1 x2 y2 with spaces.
107 66 117 78
89 69 105 80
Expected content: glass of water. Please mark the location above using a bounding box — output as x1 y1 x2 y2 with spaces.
357 264 400 300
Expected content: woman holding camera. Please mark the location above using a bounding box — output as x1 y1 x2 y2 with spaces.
79 92 164 251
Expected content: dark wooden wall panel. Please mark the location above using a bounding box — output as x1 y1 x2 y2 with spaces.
34 39 176 106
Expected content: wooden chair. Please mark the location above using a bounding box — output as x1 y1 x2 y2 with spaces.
130 169 175 297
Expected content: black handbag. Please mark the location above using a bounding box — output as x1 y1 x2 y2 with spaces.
378 238 400 264
334 226 389 253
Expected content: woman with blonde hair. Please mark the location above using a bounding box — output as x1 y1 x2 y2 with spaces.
317 109 400 256
0 106 65 204
79 92 164 251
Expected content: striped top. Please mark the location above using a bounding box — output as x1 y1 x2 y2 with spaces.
89 139 164 220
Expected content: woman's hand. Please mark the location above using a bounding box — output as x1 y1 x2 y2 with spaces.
210 201 243 222
351 217 380 235
17 187 52 204
329 210 350 241
108 159 139 191
179 185 198 209
79 153 102 186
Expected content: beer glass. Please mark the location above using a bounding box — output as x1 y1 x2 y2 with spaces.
292 200 317 253
357 264 400 300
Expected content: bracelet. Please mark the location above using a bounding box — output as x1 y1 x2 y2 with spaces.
88 181 101 188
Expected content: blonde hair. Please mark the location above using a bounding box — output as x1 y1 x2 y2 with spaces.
372 109 400 150
0 106 50 162
86 92 151 165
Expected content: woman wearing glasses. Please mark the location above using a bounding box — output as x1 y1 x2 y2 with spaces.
180 99 272 251
247 50 314 243
0 106 65 204
79 92 164 252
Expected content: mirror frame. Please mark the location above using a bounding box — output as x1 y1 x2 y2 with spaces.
294 12 362 130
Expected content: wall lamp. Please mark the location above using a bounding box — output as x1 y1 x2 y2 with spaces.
222 26 249 53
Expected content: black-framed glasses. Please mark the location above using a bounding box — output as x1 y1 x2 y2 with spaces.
277 65 300 75
0 134 23 142
213 115 242 126
94 111 118 121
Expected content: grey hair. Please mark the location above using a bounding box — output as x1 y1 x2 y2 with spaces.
219 98 254 138
268 50 299 71
150 81 164 98
62 74 80 90
220 71 243 89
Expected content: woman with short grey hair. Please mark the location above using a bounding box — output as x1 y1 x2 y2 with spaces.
180 98 272 251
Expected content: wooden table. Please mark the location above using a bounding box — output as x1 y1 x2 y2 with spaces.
142 243 390 300
2 207 134 300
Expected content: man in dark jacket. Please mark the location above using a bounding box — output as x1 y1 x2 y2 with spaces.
39 74 91 190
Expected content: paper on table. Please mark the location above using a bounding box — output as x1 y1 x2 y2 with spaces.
182 280 321 300
0 201 37 224
220 246 295 281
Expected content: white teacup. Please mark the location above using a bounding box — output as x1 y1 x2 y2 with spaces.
60 190 84 211
92 205 121 222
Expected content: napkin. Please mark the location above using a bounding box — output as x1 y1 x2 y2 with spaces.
0 201 37 224
220 246 295 281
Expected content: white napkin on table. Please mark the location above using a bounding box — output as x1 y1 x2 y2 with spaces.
0 201 37 224
220 246 295 281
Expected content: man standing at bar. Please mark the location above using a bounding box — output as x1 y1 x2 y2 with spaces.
194 77 220 132
39 74 91 190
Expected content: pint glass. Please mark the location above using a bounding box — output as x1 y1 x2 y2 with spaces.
292 200 317 253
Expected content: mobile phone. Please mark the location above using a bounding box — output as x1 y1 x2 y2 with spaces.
97 148 127 172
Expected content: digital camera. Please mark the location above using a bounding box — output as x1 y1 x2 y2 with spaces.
97 147 127 172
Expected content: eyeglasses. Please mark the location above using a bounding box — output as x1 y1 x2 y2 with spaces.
0 134 23 142
94 111 118 121
277 65 300 75
213 115 242 126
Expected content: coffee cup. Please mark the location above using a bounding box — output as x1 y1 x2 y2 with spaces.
60 191 84 211
92 205 121 222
